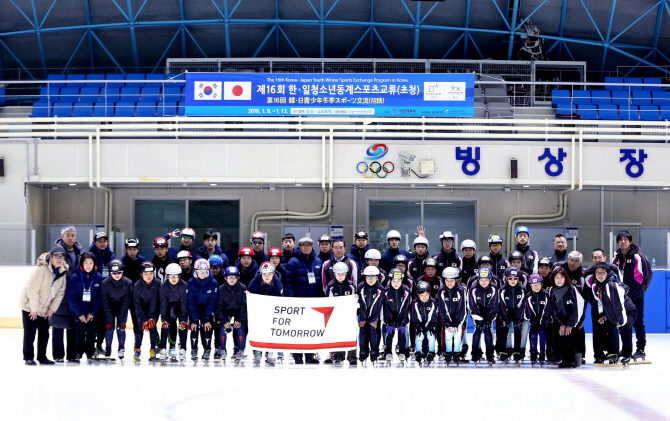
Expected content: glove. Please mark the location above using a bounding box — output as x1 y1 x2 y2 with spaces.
161 321 169 330
179 320 188 330
143 318 156 331
397 326 407 335
385 325 396 335
483 321 492 330
169 229 180 238
499 319 508 327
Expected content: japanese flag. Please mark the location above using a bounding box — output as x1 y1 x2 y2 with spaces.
224 81 252 100
194 82 222 100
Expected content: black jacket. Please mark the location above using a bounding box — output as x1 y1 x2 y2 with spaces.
357 282 383 322
408 254 428 281
326 280 356 297
613 243 652 300
321 256 358 292
590 273 637 327
215 281 247 324
101 276 133 322
159 280 189 321
468 283 499 324
416 274 443 299
522 289 551 327
121 255 146 283
382 285 411 327
411 297 438 331
514 243 538 274
498 283 525 324
461 256 477 284
488 252 509 279
133 280 159 323
436 284 467 328
151 254 174 283
549 285 584 327
432 249 462 273
548 249 568 266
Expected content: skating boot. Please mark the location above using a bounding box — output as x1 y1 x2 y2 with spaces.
347 357 357 366
191 350 198 362
594 355 606 364
234 350 243 364
538 351 546 365
277 352 284 362
439 352 445 363
324 352 334 365
461 344 469 357
620 357 631 367
386 353 393 365
133 348 141 361
213 348 222 360
253 350 262 365
399 354 406 366
632 349 646 362
445 352 452 366
359 353 368 367
202 349 211 362
159 349 167 364
313 353 321 361
426 352 435 366
118 349 125 360
499 352 508 364
93 346 103 360
370 352 378 366
409 350 415 361
149 349 156 362
471 350 482 366
486 352 495 366
104 350 111 361
605 353 619 365
513 352 522 365
415 353 423 367
266 354 275 366
530 351 538 365
221 350 227 362
178 349 186 363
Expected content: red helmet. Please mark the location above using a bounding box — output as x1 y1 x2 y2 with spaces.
239 247 253 257
268 247 283 257
259 261 275 274
153 237 168 248
251 231 265 243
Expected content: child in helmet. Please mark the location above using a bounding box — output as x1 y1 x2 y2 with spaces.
268 247 287 282
360 248 387 281
391 255 414 290
216 266 247 362
497 267 526 363
408 237 430 281
235 247 259 286
208 254 226 359
380 230 411 273
101 259 133 360
416 257 445 357
177 250 194 282
382 269 411 363
411 281 438 365
325 262 357 364
467 255 498 289
487 234 509 279
523 274 551 364
247 262 283 365
133 262 159 361
468 268 499 364
162 227 200 262
432 231 463 273
187 259 219 361
159 263 189 362
513 226 538 274
437 268 467 364
151 236 173 283
508 250 530 289
357 266 383 365
460 239 477 282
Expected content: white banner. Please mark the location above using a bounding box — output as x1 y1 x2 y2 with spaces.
247 294 359 352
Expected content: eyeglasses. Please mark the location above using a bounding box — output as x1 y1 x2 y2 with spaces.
51 254 65 260
554 241 566 245
181 235 194 240
252 241 264 245
595 271 608 276
196 269 209 275
111 271 123 275
225 276 239 280
167 275 180 279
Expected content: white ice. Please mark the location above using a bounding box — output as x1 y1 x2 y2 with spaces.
2 329 669 421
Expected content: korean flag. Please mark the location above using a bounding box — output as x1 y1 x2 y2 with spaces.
194 82 222 100
224 81 252 100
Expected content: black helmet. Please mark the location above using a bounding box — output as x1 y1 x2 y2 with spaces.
125 237 139 248
477 255 493 267
140 261 155 273
393 254 409 265
508 250 523 262
415 281 431 294
108 259 124 272
354 230 369 240
422 257 437 268
389 268 403 281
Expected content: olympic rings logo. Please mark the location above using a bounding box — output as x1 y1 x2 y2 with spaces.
357 161 395 178
365 144 388 160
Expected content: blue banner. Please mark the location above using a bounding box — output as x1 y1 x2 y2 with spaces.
185 73 475 117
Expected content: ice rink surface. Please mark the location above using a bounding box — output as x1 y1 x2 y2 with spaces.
2 329 669 421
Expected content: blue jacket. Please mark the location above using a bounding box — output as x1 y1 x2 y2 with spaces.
252 251 270 266
121 254 146 283
187 274 219 323
284 250 323 297
162 232 201 262
197 245 230 267
247 274 284 296
67 268 103 317
234 259 259 286
346 243 370 267
89 242 116 275
380 247 411 273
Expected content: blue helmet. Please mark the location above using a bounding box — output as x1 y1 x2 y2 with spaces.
224 266 240 276
208 255 224 267
515 226 530 236
487 234 503 245
504 267 520 278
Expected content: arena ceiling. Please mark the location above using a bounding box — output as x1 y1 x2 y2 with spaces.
0 0 668 79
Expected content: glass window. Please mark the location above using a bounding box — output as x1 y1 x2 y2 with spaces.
423 201 476 254
369 201 422 253
135 200 185 258
188 200 240 262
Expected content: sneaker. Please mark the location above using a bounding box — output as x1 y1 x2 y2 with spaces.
25 360 37 366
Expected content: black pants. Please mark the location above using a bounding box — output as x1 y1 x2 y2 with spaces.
496 322 521 354
75 319 97 358
436 320 444 354
129 302 139 347
591 306 615 358
632 298 646 350
22 311 50 361
94 308 106 348
472 324 494 358
359 323 379 360
574 324 586 359
546 320 559 359
52 327 76 360
134 325 159 351
190 324 213 351
610 308 637 359
161 318 187 350
555 324 576 364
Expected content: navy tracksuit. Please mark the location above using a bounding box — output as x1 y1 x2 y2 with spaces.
133 279 159 352
101 276 133 352
468 283 499 360
411 297 438 362
496 283 525 356
215 281 247 354
327 279 357 361
357 282 383 361
382 285 411 358
187 274 219 352
436 284 467 354
159 279 189 351
523 288 551 357
67 268 103 358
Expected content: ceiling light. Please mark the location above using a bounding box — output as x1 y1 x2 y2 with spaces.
523 185 530 188
296 183 303 186
210 183 217 186
664 187 669 190
68 183 76 186
437 184 445 187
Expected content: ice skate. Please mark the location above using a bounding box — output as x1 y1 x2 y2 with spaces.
234 350 243 364
253 350 262 365
266 356 275 366
133 348 141 362
471 350 482 366
118 349 125 360
513 352 522 365
539 352 546 365
621 357 631 367
202 349 211 362
213 348 222 360
277 352 284 362
359 354 367 367
530 351 538 366
487 354 495 366
399 354 406 366
632 349 646 362
220 350 227 362
149 349 156 362
499 352 508 364
159 349 167 364
606 353 619 365
386 353 393 365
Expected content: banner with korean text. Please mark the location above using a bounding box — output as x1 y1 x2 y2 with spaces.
185 72 475 117
247 294 359 352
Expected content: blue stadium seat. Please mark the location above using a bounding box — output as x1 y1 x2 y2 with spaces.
47 74 66 88
556 103 576 115
114 102 136 117
166 74 185 80
80 87 99 103
640 106 660 121
145 74 165 82
631 91 652 106
0 88 4 106
106 74 125 88
66 74 86 88
73 103 94 117
157 101 177 117
53 102 73 118
177 101 185 116
661 106 670 121
577 104 597 119
58 88 80 102
598 104 619 120
86 74 106 88
620 105 640 121
93 102 113 117
120 87 140 102
125 74 145 88
135 101 156 117
611 90 630 106
590 90 611 105
643 78 662 91
624 78 643 91
572 90 591 105
652 91 670 107
39 87 59 103
31 102 51 117
101 87 120 103
604 77 623 90
551 90 570 107
141 87 161 102
163 86 183 102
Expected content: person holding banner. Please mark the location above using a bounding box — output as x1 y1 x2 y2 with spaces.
246 262 283 365
357 266 384 366
284 237 323 365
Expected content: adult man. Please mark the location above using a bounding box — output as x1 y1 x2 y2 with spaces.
162 228 200 262
512 226 538 274
347 230 371 266
380 230 411 273
198 231 230 267
321 239 358 291
432 231 463 273
250 231 269 266
548 234 568 265
613 230 652 361
317 234 334 263
280 233 297 264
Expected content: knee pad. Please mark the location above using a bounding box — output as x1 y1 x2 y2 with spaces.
119 322 126 330
105 322 112 331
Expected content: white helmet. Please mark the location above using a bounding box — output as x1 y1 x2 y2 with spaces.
460 239 476 251
181 227 196 237
259 261 275 274
166 263 182 276
364 249 382 260
386 230 401 241
442 267 460 279
413 237 429 247
362 266 380 277
177 250 192 260
332 262 349 274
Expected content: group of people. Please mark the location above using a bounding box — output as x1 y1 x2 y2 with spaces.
20 224 651 368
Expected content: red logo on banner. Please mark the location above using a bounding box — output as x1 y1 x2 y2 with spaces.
311 307 334 327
